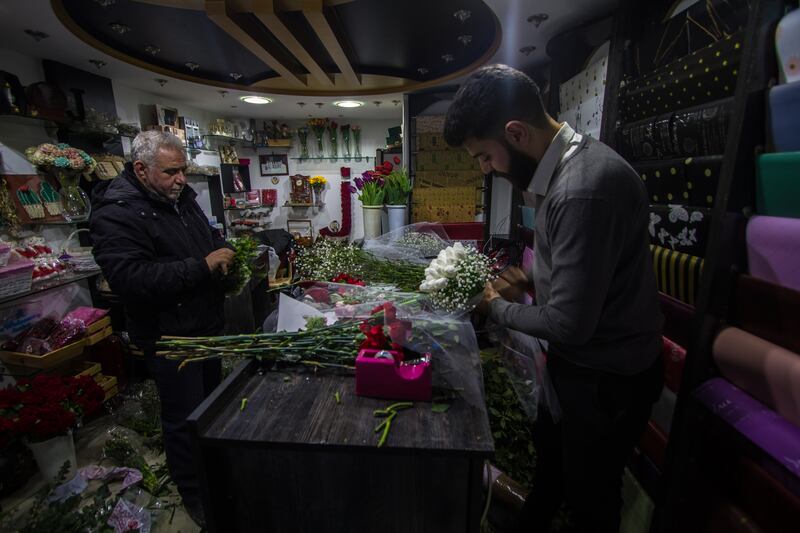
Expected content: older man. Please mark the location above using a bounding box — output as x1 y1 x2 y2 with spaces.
90 131 233 525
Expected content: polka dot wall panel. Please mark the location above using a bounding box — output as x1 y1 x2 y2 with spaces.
633 156 722 208
620 32 743 123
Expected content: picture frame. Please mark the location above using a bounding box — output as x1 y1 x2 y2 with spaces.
259 154 289 176
155 104 179 127
220 164 251 193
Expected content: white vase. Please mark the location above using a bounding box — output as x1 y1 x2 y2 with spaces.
26 430 77 482
362 206 382 240
386 205 407 233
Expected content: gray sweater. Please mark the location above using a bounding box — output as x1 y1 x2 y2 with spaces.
490 134 663 375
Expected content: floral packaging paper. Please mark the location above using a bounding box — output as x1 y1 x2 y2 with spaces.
648 205 712 256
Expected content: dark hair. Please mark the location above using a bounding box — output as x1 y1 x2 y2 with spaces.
443 64 548 147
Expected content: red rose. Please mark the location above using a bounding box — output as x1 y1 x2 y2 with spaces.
393 156 401 165
382 161 393 170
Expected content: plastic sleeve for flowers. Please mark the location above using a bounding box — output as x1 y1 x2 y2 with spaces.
362 222 452 265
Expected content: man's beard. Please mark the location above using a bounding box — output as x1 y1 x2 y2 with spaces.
494 139 539 190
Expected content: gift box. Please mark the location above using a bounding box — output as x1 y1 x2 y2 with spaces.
355 349 431 402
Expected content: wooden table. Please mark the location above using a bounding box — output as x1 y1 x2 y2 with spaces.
189 359 494 533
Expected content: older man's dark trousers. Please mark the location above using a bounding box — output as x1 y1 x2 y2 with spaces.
518 352 663 532
145 353 221 514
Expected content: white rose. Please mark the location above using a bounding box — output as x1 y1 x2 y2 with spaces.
433 278 448 289
443 265 457 278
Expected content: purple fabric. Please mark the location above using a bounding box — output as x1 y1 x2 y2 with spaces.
747 216 800 292
695 378 800 478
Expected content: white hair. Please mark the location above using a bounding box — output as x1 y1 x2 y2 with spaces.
131 130 185 167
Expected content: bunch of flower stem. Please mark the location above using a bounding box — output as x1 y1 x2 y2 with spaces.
358 252 425 292
384 167 411 205
156 320 364 368
226 236 257 295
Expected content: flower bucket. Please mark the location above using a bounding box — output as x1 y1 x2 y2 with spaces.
385 205 407 233
26 430 77 482
362 205 382 240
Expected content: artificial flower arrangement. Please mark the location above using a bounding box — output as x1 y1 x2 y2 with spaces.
25 143 97 174
419 242 494 313
350 170 385 206
0 375 104 445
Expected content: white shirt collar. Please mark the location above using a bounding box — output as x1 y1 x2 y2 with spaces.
527 122 580 195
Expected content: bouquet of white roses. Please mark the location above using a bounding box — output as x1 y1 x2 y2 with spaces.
419 242 493 313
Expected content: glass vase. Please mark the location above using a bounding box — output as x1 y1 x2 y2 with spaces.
342 129 351 158
298 131 309 159
52 170 91 222
329 132 338 159
353 130 362 158
315 132 325 156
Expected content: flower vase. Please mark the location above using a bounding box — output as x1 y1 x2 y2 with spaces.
298 134 309 159
52 170 90 222
313 186 325 207
26 430 77 482
342 130 351 158
353 131 362 158
315 133 325 157
362 205 382 240
329 134 338 160
386 205 407 232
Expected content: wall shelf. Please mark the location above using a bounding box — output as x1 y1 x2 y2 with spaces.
0 270 101 306
290 156 372 162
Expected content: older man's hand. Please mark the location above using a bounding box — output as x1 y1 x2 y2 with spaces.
206 248 235 275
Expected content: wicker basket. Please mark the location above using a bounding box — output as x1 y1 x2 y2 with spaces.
0 258 34 298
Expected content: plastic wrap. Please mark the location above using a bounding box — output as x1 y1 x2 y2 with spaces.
362 222 452 264
495 328 561 423
265 283 485 407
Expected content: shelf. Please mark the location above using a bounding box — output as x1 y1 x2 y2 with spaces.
202 134 251 146
283 202 315 208
0 113 59 128
224 206 274 211
23 218 89 226
0 270 101 306
291 156 372 162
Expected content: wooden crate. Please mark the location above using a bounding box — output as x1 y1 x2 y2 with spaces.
86 316 111 335
189 360 494 533
96 374 118 402
0 339 87 369
86 326 113 346
73 360 101 378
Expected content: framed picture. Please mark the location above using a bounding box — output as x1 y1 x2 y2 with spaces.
259 154 288 176
220 164 251 193
155 104 179 127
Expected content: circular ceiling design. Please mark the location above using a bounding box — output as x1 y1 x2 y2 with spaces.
53 0 501 96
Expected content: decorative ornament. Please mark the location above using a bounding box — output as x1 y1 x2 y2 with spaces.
109 23 130 34
457 35 472 46
89 59 107 69
219 90 228 98
373 101 382 107
229 72 243 81
527 13 549 27
441 54 454 63
392 100 401 106
329 220 341 233
144 45 160 56
519 46 536 56
453 9 471 23
297 102 306 108
315 102 324 109
94 0 115 6
185 62 200 71
271 176 280 185
24 29 49 42
417 67 429 76
154 78 168 87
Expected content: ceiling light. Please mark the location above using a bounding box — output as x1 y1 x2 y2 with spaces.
240 96 272 105
453 10 471 23
333 100 364 108
24 29 49 42
527 13 549 27
109 23 130 34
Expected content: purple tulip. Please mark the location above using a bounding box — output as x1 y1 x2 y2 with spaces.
348 185 357 194
354 177 364 189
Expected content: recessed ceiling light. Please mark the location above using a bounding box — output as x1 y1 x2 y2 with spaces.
333 100 364 108
240 95 272 104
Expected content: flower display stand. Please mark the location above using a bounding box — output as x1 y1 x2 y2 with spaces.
188 360 493 533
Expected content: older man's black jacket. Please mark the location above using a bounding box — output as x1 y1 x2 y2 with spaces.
90 166 227 351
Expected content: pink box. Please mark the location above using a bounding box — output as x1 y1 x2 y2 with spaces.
355 349 432 402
